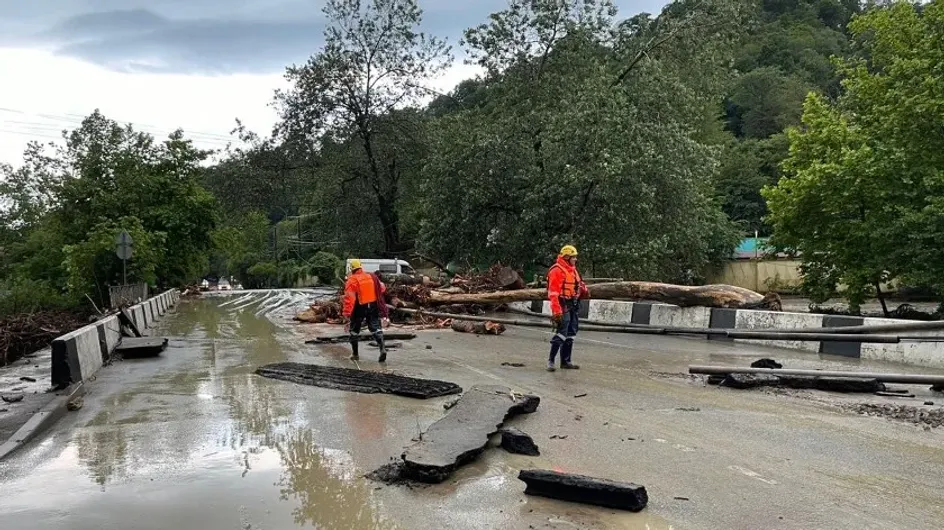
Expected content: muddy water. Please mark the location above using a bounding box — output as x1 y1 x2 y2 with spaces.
0 292 404 529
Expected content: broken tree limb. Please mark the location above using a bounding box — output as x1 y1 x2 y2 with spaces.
427 281 781 310
305 332 417 345
450 320 506 335
392 307 903 343
689 365 944 385
518 469 649 512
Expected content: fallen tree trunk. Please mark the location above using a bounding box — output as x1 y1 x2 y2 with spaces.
689 365 944 385
427 281 781 310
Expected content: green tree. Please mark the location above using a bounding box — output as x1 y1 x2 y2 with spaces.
0 110 221 309
417 0 745 281
63 216 165 300
275 0 451 254
719 0 862 234
764 1 944 310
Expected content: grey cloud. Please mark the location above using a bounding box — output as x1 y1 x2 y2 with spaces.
0 0 668 75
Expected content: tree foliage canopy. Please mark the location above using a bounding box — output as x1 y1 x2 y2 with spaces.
764 0 944 307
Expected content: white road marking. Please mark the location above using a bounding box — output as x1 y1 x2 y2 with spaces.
729 465 778 485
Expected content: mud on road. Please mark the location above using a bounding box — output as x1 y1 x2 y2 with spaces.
1 289 944 530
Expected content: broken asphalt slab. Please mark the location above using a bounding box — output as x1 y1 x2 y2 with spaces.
398 385 540 483
518 469 649 512
115 337 168 359
256 362 462 399
721 373 780 389
778 376 885 393
720 373 885 393
500 427 540 456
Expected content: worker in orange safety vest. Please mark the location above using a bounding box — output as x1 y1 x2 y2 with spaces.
342 259 390 363
546 245 589 371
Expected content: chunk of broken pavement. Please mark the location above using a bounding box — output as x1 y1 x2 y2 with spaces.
2 393 25 403
500 427 540 456
518 469 648 512
720 373 779 389
706 375 725 386
400 385 540 483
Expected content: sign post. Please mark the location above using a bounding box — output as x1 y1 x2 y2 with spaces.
115 231 133 285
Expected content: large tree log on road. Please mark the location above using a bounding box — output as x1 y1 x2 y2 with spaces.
427 281 781 310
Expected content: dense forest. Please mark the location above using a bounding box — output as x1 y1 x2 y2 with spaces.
1 0 941 317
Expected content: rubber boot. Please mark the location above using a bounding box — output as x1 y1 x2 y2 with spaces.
560 339 579 369
547 341 561 372
349 334 359 361
375 331 387 363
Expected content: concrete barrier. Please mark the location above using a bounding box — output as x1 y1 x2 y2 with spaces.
132 304 146 330
734 310 824 353
95 315 122 356
510 299 944 369
51 289 180 388
651 304 711 329
51 325 103 388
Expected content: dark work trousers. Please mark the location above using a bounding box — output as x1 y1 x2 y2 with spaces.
549 299 579 366
350 302 384 356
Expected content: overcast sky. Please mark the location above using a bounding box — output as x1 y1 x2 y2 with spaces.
0 0 668 165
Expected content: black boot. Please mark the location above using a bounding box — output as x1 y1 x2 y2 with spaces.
548 341 561 372
375 332 387 363
560 339 579 369
350 334 359 360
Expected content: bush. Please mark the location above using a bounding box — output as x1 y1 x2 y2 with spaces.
0 278 77 316
309 252 343 286
245 261 279 288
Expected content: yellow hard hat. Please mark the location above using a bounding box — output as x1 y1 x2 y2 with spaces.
560 245 578 257
350 259 362 270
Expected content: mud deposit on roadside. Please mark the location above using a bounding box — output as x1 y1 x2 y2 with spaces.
843 403 944 428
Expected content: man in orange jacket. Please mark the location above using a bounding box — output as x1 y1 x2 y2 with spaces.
342 259 390 363
546 245 589 371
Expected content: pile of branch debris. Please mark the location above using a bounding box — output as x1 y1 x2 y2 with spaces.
294 263 782 327
0 310 90 367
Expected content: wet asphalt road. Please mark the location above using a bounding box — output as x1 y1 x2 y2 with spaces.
2 290 944 530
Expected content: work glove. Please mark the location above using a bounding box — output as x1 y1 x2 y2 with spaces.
551 314 563 329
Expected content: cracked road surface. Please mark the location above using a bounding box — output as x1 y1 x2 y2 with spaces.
1 290 944 529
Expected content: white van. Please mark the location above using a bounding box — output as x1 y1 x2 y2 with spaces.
345 259 416 276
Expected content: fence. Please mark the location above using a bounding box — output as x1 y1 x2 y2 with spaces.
108 283 148 308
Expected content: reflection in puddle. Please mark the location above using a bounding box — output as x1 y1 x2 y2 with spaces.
275 427 397 529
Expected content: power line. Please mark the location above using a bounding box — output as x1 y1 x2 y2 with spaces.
0 107 243 144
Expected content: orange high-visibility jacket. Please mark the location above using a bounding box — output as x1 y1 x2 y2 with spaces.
547 256 589 315
342 270 387 317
